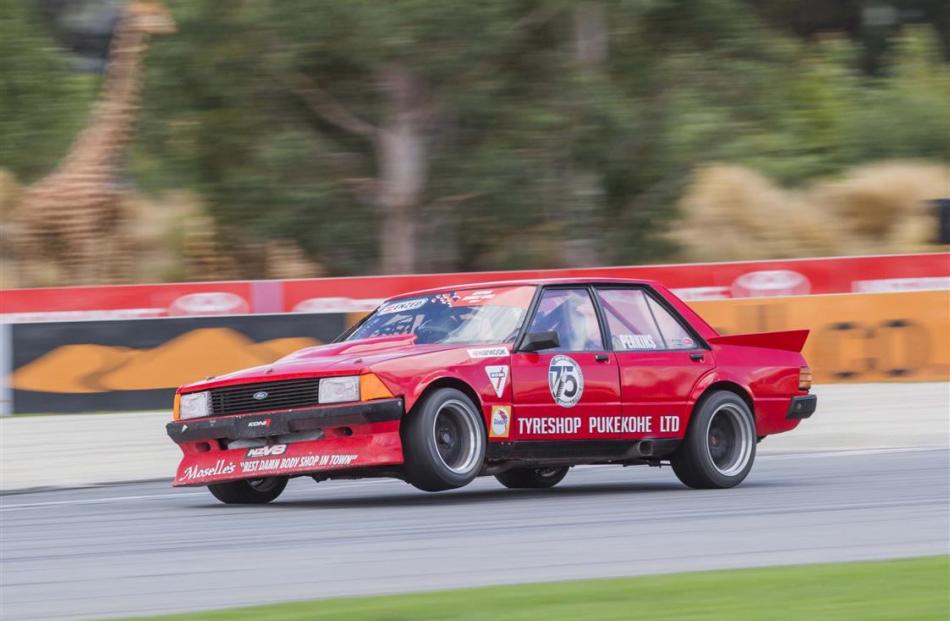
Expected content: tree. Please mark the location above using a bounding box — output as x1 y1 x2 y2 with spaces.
0 3 94 182
20 0 937 279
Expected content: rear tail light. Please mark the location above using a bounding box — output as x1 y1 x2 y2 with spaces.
799 366 812 391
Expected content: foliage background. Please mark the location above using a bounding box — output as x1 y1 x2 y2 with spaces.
1 0 948 283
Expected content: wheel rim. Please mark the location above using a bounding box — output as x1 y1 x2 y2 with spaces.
534 467 563 478
705 404 754 477
432 399 482 475
248 477 280 492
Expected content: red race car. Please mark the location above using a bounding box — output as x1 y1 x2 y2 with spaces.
166 278 816 503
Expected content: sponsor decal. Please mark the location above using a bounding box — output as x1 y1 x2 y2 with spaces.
2 308 167 322
252 391 269 401
485 365 510 398
852 277 950 293
589 416 652 434
432 292 461 305
461 289 495 302
377 299 427 315
660 415 680 432
671 286 730 301
245 444 287 458
292 296 383 313
669 336 695 349
239 453 358 474
182 459 237 481
519 416 582 435
731 270 810 298
489 405 512 438
548 355 584 408
468 346 510 359
169 292 249 316
510 414 680 437
247 419 271 428
617 334 658 350
515 415 679 436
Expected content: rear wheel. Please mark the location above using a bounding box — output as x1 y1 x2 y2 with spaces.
671 391 756 489
402 388 486 492
495 466 569 489
207 476 288 504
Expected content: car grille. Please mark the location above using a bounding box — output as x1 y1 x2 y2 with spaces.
210 378 320 416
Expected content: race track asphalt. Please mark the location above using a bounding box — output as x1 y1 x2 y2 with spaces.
2 447 948 621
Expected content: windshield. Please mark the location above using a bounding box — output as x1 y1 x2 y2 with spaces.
346 286 536 345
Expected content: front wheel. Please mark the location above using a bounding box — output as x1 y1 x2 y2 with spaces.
402 388 486 492
208 476 288 504
495 466 569 489
671 391 756 489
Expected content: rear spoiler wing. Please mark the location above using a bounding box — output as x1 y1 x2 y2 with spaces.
707 329 809 353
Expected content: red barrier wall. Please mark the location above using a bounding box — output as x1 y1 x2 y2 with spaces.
2 253 947 322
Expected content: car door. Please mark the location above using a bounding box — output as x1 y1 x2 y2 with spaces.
509 287 621 441
593 286 714 439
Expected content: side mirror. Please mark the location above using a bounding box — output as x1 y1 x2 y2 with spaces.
520 330 560 352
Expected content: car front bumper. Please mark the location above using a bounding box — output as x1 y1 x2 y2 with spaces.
166 398 405 487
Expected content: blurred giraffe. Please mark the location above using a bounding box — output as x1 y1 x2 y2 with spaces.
11 2 176 285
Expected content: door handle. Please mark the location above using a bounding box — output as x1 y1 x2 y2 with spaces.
594 353 609 362
689 352 705 361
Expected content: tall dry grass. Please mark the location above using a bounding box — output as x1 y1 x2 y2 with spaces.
0 169 20 287
1 180 324 287
672 161 950 261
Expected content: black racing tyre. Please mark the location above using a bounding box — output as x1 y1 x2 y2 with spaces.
402 388 486 492
671 391 756 489
495 466 569 489
207 476 288 504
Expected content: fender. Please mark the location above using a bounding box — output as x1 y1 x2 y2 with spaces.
685 369 758 429
406 370 471 411
393 368 496 414
687 368 729 406
369 347 506 413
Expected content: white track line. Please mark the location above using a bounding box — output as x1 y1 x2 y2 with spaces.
2 447 943 512
758 447 946 459
0 491 206 511
0 478 401 511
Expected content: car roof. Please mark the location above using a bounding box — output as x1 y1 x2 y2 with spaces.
391 277 662 300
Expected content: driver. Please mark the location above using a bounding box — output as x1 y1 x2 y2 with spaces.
560 292 601 351
414 302 454 344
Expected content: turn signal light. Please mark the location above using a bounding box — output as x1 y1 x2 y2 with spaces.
360 373 395 401
799 366 812 391
172 393 181 421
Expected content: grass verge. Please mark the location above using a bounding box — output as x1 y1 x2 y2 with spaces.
119 556 948 621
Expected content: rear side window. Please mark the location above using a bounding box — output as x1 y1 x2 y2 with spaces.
596 289 664 351
596 288 698 351
646 296 697 350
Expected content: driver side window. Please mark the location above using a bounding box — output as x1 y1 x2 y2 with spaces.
525 288 603 352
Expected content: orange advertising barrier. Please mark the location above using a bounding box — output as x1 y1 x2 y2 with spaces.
3 289 947 415
691 290 950 383
10 329 318 393
6 313 346 414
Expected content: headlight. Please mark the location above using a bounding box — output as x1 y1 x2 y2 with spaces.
319 376 360 404
179 391 211 420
